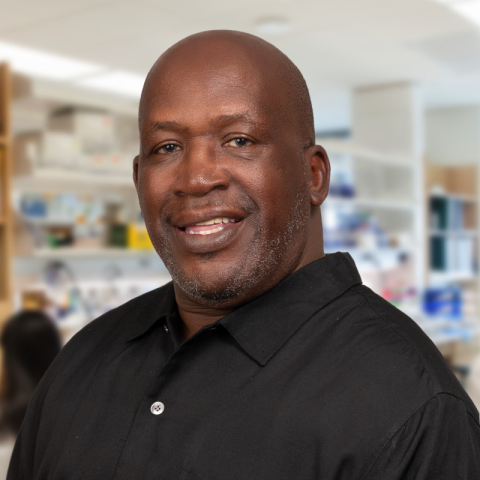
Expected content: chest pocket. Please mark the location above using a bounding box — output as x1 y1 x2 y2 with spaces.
179 469 204 480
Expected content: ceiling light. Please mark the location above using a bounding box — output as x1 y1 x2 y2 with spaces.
256 17 292 35
0 41 103 81
452 1 480 26
432 0 480 27
75 71 145 98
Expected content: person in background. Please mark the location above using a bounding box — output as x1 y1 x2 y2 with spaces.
0 311 61 479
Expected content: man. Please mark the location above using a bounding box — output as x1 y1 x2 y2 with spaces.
8 31 480 479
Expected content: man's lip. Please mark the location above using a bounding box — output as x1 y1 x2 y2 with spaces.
173 215 245 254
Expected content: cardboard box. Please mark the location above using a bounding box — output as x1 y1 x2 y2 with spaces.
48 108 115 154
14 131 80 173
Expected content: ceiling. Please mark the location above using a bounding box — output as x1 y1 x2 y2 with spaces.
2 0 480 131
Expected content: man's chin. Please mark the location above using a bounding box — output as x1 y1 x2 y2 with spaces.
169 263 263 309
173 276 248 308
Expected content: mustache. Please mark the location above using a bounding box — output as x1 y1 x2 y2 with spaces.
164 197 257 223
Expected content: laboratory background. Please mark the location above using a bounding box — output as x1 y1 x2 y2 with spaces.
1 0 480 473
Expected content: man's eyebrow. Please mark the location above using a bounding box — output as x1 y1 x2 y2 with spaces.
144 114 267 136
213 113 266 128
145 121 189 135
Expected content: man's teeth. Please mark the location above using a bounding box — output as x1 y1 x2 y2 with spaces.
185 217 236 235
188 226 224 235
194 217 235 226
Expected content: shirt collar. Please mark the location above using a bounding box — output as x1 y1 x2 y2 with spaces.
125 252 362 366
124 282 176 342
219 252 362 365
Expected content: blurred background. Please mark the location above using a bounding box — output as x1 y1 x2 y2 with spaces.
2 0 480 470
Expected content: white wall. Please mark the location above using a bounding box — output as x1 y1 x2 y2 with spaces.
352 83 424 156
426 106 480 165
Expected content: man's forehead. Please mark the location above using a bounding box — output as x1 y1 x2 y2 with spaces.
140 62 277 131
143 53 271 103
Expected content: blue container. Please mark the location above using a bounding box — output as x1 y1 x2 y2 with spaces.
423 287 462 319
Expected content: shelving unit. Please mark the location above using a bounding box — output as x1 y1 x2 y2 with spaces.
1 73 172 332
10 86 142 254
30 247 157 258
426 162 479 316
320 139 425 308
0 63 12 323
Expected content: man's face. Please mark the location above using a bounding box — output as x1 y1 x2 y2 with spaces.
135 54 312 307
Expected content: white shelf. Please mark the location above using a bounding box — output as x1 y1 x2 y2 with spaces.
319 139 417 167
13 168 134 190
19 247 157 258
430 271 477 284
325 247 414 256
429 229 478 236
18 217 74 226
430 192 477 203
13 76 139 117
415 317 480 346
324 196 415 211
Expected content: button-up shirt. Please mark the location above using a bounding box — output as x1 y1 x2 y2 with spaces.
8 253 480 479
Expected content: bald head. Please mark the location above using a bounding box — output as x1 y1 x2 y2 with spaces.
139 30 315 148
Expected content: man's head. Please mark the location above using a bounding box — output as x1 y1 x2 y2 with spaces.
134 30 330 309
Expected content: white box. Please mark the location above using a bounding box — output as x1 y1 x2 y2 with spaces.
15 132 80 171
48 109 115 154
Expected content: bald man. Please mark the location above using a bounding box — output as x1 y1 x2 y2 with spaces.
9 31 480 479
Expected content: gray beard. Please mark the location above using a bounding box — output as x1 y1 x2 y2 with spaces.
156 188 310 307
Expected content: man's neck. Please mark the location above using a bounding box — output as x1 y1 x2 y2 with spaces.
174 290 234 343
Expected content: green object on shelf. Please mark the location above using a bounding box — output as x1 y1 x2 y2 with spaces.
430 197 448 230
430 236 446 270
109 224 128 248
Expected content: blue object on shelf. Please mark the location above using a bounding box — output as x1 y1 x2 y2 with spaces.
20 195 47 217
423 287 462 319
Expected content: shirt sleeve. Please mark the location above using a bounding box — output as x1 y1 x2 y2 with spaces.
365 392 480 479
7 429 24 480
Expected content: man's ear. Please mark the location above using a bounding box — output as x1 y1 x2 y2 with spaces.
133 155 140 191
306 145 330 207
133 155 144 217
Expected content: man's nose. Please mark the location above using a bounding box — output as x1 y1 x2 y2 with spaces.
174 140 230 197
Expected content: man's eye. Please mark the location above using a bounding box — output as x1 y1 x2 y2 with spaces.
159 144 177 153
227 138 251 148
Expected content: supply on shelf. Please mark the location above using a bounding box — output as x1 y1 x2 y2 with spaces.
427 164 478 281
15 191 152 254
14 107 138 178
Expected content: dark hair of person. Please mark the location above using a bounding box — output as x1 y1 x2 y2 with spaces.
0 310 61 435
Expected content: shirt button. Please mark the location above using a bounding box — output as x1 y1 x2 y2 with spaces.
150 402 165 415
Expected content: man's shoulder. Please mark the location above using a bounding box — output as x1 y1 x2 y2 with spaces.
41 281 174 381
33 281 173 399
336 284 477 414
69 281 173 347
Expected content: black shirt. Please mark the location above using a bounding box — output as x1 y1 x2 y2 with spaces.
8 253 480 479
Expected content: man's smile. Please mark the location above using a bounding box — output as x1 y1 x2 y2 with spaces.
172 209 247 254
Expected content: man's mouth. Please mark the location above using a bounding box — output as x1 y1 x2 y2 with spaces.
180 217 239 235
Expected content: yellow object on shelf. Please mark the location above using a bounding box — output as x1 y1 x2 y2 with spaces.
127 223 154 250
